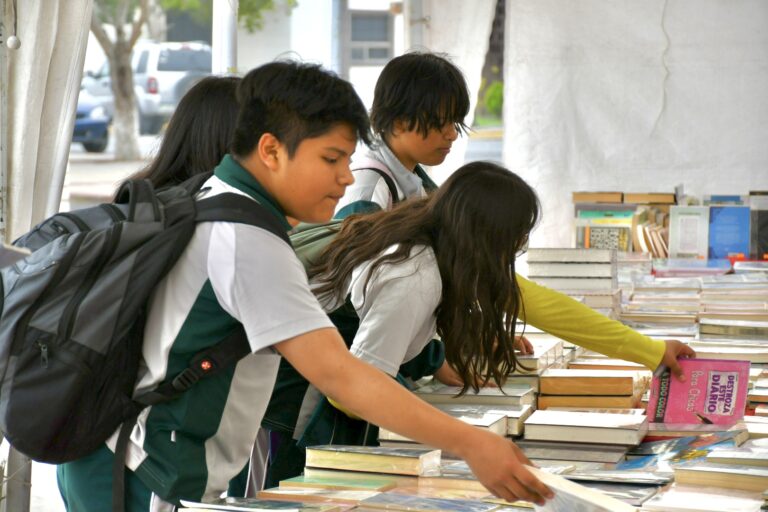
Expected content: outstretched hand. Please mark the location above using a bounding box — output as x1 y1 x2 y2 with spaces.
514 335 534 355
659 339 696 381
461 431 553 505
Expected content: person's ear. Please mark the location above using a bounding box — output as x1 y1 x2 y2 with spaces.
391 119 408 136
257 132 283 171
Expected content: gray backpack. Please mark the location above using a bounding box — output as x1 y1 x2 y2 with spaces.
0 174 288 466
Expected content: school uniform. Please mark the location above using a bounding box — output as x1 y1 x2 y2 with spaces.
262 244 667 484
334 139 437 218
57 155 334 511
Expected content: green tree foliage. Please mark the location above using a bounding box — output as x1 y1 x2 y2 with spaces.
159 0 296 32
483 80 504 119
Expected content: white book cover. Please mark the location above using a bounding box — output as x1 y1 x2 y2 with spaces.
668 205 710 259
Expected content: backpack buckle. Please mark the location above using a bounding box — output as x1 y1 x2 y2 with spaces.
171 358 216 392
171 367 200 391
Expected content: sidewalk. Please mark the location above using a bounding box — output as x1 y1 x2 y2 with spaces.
468 125 503 139
63 144 154 211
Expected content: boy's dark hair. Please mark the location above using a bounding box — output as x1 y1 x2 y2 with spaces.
232 60 371 158
370 51 470 139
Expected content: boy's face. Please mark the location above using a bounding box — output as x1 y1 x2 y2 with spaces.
272 123 357 223
388 121 460 171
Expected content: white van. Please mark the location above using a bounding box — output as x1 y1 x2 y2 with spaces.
83 41 212 134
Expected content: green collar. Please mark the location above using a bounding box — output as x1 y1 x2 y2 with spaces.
213 154 291 231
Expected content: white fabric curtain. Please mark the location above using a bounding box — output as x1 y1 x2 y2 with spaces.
419 0 497 184
5 0 93 241
504 0 768 248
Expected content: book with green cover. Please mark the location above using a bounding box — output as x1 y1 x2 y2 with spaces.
278 475 397 492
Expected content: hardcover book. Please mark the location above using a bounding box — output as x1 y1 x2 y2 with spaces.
304 445 441 476
708 205 751 259
377 404 509 441
526 247 615 263
646 358 750 425
523 410 648 445
673 462 768 492
668 206 710 259
413 381 535 407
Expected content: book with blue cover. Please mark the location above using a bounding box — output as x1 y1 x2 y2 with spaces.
708 206 750 259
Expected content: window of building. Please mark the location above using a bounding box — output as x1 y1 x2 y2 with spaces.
349 10 393 65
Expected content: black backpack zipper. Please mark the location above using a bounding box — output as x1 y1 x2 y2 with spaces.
12 234 86 356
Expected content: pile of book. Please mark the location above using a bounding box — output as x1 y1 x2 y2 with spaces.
571 191 676 255
537 368 648 409
571 189 768 262
525 248 620 318
179 443 645 511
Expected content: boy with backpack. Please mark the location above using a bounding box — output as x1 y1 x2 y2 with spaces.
53 61 552 510
334 51 468 218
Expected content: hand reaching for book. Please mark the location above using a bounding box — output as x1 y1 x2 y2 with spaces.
514 335 533 354
433 360 499 388
459 432 553 505
659 339 697 382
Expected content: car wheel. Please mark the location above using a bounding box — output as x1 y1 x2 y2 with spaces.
83 140 108 153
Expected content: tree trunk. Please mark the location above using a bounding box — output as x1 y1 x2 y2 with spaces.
146 0 167 42
109 34 141 160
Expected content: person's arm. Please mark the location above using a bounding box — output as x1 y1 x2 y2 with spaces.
275 328 553 505
517 274 694 378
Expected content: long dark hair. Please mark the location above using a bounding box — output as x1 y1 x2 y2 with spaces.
129 75 241 189
312 162 540 392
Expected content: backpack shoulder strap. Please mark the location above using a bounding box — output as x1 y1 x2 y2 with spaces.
195 192 290 245
351 157 401 205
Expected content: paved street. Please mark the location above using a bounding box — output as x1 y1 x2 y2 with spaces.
63 130 503 211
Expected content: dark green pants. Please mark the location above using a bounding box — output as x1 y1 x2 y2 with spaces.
57 445 153 512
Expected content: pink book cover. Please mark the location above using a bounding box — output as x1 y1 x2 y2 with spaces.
647 358 750 425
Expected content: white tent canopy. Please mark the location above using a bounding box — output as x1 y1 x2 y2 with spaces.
505 0 768 248
2 0 92 242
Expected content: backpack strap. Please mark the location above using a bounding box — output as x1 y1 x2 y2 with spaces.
351 158 401 206
195 192 291 244
112 192 290 512
134 327 250 406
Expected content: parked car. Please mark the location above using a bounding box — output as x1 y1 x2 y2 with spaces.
82 41 212 134
72 90 110 153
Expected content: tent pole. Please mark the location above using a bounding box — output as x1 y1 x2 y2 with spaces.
212 0 238 74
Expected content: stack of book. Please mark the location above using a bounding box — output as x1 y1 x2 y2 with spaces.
377 403 533 444
571 191 676 255
412 381 536 409
526 248 619 317
537 368 648 409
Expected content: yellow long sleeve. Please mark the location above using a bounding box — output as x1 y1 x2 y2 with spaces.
517 274 666 371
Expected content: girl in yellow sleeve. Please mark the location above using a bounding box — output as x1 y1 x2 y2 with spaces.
261 161 694 487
